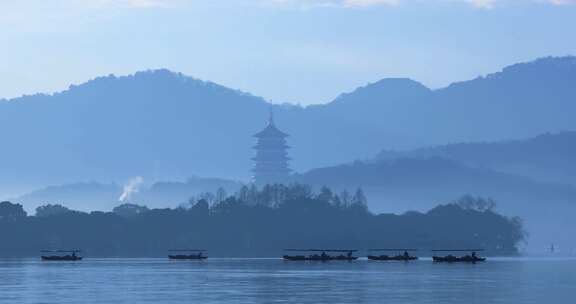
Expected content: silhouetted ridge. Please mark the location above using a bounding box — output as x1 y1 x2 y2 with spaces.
498 56 576 76
332 78 431 106
298 157 531 188
442 56 576 92
61 69 261 102
376 131 576 186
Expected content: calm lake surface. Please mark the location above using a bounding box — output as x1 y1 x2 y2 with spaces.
0 258 574 303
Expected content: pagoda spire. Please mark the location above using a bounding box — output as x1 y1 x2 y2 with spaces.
268 109 275 126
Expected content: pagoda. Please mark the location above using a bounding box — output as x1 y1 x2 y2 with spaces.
252 113 291 185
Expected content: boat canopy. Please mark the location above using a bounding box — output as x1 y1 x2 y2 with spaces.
283 249 358 252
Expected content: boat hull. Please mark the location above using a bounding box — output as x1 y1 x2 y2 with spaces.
168 255 208 260
367 255 418 261
432 256 486 263
41 256 83 261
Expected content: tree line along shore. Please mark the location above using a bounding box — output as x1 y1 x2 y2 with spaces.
0 184 526 257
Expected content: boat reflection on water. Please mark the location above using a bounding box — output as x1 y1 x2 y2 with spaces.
283 249 358 261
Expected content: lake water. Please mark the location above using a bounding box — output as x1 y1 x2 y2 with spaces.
0 258 574 303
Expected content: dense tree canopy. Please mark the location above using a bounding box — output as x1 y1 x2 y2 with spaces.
0 201 27 220
0 185 525 257
35 204 72 217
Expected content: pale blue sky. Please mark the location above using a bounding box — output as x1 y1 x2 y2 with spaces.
0 0 575 104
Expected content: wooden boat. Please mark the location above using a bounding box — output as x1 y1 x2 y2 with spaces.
432 249 486 263
367 249 418 261
41 255 83 261
283 249 358 261
283 255 359 261
169 254 208 260
41 250 82 261
432 255 486 263
368 255 418 261
168 250 208 260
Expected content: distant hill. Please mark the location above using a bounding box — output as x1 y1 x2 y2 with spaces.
1 56 576 197
15 182 121 213
133 176 242 208
307 56 576 149
376 131 576 186
13 177 241 213
298 157 576 214
0 70 272 196
296 157 576 252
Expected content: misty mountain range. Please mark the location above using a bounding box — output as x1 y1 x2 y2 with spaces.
17 131 576 213
1 56 576 197
3 55 576 252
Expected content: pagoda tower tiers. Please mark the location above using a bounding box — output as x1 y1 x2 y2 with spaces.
252 113 291 185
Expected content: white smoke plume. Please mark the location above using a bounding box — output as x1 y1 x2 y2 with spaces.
118 176 144 202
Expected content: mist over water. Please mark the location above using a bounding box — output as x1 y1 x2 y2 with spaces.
0 258 574 304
